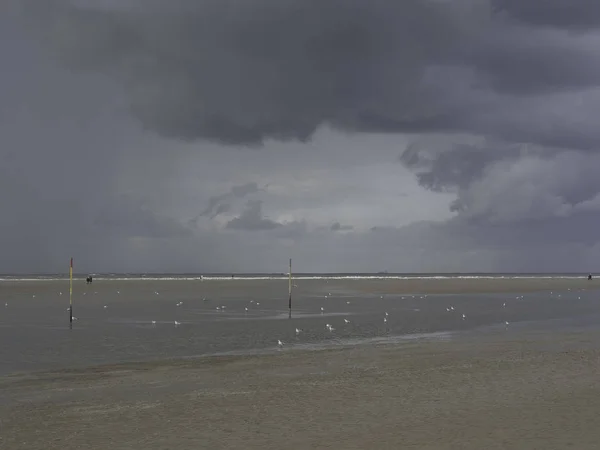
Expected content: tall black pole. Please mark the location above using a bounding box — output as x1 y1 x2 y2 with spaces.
69 257 73 328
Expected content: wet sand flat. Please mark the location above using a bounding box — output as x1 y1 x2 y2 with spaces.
2 275 600 375
346 276 599 295
1 274 598 298
3 329 600 450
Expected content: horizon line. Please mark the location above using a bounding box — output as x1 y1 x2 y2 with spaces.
0 271 595 276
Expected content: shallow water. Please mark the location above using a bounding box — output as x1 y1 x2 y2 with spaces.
1 277 599 375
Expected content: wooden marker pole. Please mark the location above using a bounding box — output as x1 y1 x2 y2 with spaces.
69 257 73 327
288 258 292 318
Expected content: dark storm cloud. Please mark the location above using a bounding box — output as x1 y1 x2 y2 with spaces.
399 140 523 192
225 200 281 231
492 0 600 29
224 200 307 238
463 27 600 96
189 182 264 227
209 203 232 219
8 0 600 273
331 222 353 231
19 0 488 144
401 139 600 224
22 0 600 151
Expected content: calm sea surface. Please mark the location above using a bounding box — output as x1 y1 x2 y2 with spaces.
1 274 599 376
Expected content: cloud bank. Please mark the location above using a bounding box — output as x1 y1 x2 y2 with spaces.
2 0 600 272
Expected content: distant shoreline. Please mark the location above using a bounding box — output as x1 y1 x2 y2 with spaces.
0 272 596 282
1 274 598 296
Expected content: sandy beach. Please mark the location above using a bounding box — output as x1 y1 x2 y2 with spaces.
2 328 600 449
346 275 599 295
2 275 600 449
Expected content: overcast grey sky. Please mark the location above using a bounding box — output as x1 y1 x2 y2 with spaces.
2 0 600 273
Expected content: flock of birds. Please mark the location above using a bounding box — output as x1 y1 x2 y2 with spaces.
5 287 589 352
3 288 511 331
274 292 512 349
